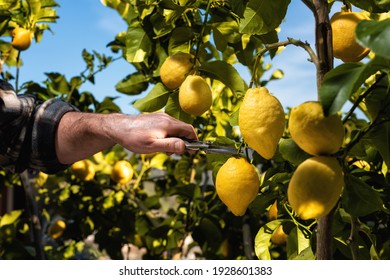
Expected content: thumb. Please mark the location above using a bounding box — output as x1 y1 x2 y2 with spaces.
153 138 186 154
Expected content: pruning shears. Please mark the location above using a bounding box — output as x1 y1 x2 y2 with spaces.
183 139 253 157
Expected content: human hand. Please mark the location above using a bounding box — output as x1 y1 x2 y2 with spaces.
105 112 198 154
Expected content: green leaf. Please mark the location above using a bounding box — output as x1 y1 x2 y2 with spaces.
254 220 281 260
365 122 390 167
0 210 23 227
342 174 383 217
100 0 137 24
149 153 169 170
278 138 311 165
239 0 291 35
165 92 194 123
348 0 390 13
125 27 152 63
133 83 170 112
168 27 194 54
287 226 311 259
319 57 388 116
115 72 149 95
199 60 248 98
356 19 390 59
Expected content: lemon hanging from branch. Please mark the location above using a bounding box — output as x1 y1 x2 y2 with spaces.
216 157 260 216
239 87 285 160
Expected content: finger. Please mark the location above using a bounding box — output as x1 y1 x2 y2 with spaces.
153 138 187 154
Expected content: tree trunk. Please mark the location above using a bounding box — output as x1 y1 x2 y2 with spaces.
312 0 334 260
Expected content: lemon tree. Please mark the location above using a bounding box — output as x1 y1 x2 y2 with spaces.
0 0 390 261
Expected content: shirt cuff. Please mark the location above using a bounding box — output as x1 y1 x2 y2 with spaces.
29 99 78 174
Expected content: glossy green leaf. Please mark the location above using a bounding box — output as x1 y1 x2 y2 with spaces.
100 0 137 24
356 19 390 59
115 72 149 95
133 83 170 112
199 60 247 98
255 220 284 260
287 226 311 259
319 57 388 116
164 92 194 124
125 27 152 63
239 0 291 35
278 138 311 165
342 174 383 217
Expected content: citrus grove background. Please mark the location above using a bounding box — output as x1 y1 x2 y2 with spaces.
0 0 389 260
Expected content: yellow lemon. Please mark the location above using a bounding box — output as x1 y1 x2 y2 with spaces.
11 27 32 51
48 219 66 239
239 87 285 159
289 101 344 156
287 156 344 220
216 157 260 216
70 159 95 181
331 11 370 62
178 75 212 116
160 52 195 89
111 160 134 185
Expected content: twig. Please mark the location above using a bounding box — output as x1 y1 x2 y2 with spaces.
346 216 359 260
250 38 319 88
301 0 316 13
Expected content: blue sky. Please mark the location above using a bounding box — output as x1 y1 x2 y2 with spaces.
14 0 346 115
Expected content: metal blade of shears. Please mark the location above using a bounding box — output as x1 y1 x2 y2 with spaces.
183 139 251 156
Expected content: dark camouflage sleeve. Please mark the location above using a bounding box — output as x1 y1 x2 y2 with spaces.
0 79 78 174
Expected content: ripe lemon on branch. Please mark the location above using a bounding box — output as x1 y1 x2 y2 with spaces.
160 52 195 90
111 160 134 185
287 156 344 220
70 159 95 181
239 87 285 160
289 101 344 156
215 157 260 216
179 74 212 116
331 11 370 62
11 27 32 51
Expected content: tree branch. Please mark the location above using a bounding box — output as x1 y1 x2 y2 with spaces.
251 38 319 88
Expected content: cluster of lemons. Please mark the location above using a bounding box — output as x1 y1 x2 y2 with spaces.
166 10 371 226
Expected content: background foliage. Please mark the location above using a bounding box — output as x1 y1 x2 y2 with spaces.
0 0 389 260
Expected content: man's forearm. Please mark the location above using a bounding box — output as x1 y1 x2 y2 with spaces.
55 111 117 164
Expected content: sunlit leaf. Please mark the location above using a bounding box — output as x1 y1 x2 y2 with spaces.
0 210 23 227
115 72 149 95
125 27 152 63
319 57 388 116
199 60 248 98
239 0 291 35
133 83 170 112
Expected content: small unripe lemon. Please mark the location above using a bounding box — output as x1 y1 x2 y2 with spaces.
111 160 134 185
179 75 212 116
287 156 344 220
289 101 344 156
331 11 370 62
160 52 195 89
48 219 66 239
239 87 285 159
70 159 95 181
11 27 32 51
216 157 260 216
